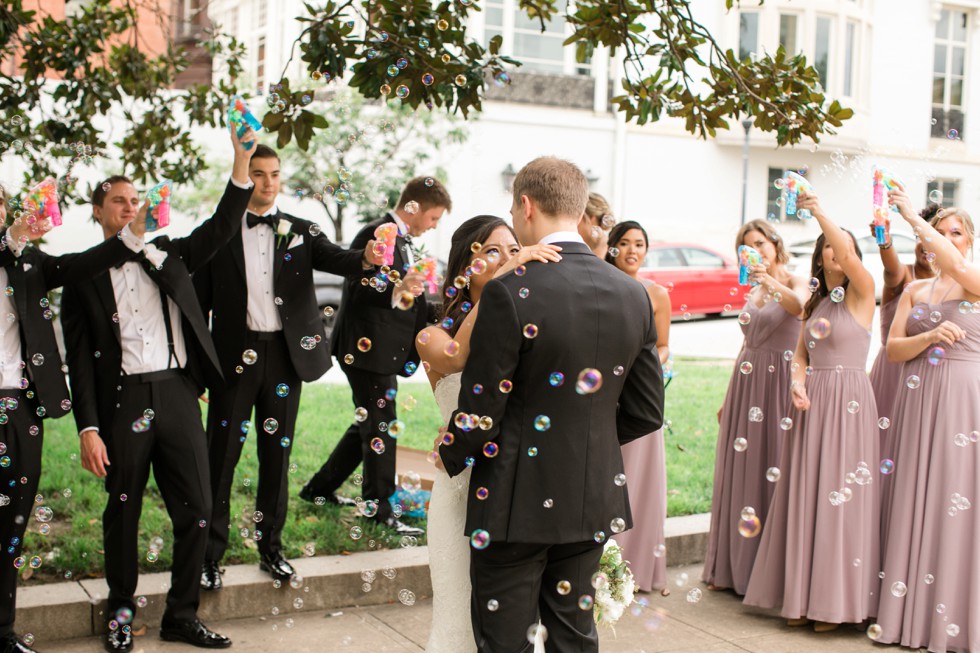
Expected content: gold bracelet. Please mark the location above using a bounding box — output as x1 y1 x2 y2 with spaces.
878 240 893 250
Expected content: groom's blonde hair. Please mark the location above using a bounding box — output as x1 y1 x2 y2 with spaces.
512 157 589 220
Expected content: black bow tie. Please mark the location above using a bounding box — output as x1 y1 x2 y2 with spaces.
403 233 414 245
114 250 145 269
246 211 278 229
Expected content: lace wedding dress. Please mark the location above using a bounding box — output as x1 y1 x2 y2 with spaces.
426 373 545 653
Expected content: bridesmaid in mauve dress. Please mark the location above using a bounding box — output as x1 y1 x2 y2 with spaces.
743 192 880 632
874 193 980 653
604 221 672 593
867 205 935 462
702 219 807 595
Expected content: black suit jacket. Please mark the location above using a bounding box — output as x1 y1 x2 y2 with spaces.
194 211 365 383
61 180 252 435
0 233 134 419
439 242 664 544
329 214 433 376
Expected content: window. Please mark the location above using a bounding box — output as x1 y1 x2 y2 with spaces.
843 21 857 96
256 36 265 94
814 16 832 88
647 248 684 268
779 14 799 54
739 12 759 61
926 179 959 207
256 0 267 29
933 9 968 139
481 0 591 76
681 248 725 269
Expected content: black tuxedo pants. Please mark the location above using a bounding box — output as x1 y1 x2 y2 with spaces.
306 363 397 520
470 540 603 653
102 373 211 625
0 390 41 635
205 331 301 561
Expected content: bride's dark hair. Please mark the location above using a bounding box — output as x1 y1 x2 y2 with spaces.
441 215 515 336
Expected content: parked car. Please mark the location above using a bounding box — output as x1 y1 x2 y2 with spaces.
786 232 918 301
637 243 742 318
314 252 446 341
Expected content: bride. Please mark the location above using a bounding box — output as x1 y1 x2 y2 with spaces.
415 215 561 653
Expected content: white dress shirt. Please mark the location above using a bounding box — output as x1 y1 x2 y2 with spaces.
538 231 586 246
242 204 283 332
110 260 187 375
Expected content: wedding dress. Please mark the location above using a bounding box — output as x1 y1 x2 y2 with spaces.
425 373 545 652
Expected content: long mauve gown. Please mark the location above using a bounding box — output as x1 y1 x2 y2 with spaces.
743 297 880 623
869 294 903 459
615 278 667 592
875 295 980 653
701 297 798 594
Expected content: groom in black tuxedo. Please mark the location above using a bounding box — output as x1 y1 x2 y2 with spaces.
195 144 383 589
0 184 147 653
62 127 256 652
439 158 664 652
302 177 451 535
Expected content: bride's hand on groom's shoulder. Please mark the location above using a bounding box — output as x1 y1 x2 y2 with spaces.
493 244 563 278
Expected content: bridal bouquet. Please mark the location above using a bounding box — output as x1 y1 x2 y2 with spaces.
593 539 635 627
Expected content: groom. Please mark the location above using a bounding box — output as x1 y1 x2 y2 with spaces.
438 157 664 652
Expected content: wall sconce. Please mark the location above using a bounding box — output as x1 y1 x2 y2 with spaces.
501 163 517 192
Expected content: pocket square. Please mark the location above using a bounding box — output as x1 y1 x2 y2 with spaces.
22 263 32 272
288 235 305 249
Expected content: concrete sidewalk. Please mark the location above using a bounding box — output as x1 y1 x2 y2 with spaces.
36 563 880 653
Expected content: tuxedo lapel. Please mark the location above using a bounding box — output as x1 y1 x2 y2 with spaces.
229 229 247 281
7 264 27 323
93 273 121 345
272 211 290 280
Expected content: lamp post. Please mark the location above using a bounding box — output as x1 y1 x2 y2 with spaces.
740 117 753 226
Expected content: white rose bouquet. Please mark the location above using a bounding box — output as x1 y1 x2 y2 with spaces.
593 538 635 627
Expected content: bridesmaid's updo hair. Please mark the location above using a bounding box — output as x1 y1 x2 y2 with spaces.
802 229 863 320
735 219 789 265
930 206 975 249
440 215 516 337
605 221 648 266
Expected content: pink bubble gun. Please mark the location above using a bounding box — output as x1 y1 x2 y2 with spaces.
373 223 398 267
23 177 62 228
228 95 263 150
737 245 763 286
413 257 439 295
145 180 172 232
872 166 903 246
782 172 815 218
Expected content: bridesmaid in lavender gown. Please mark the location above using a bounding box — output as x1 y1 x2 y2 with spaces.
702 219 807 595
743 193 880 632
867 205 935 461
604 221 672 594
874 194 980 653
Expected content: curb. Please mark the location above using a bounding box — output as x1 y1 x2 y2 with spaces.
17 514 710 642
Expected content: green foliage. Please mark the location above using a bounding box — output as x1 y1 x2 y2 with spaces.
0 0 244 201
280 88 468 241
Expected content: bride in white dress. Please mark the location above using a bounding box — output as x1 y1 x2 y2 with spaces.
415 216 561 653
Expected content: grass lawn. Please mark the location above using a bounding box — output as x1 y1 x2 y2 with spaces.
20 357 732 583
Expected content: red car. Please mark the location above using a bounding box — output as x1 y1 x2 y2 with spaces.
637 243 742 318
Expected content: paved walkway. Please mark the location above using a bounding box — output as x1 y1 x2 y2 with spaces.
39 564 884 653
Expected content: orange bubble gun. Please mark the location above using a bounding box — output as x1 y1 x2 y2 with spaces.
413 257 439 294
872 166 903 246
23 177 62 228
146 180 172 232
228 95 263 150
737 245 763 286
373 223 398 267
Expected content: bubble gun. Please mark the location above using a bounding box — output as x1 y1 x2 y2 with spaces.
737 245 763 286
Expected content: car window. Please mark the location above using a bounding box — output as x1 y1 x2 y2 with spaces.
681 248 725 268
646 248 685 268
858 237 879 254
892 236 917 254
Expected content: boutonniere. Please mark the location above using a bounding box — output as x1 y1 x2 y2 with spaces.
275 218 292 248
409 240 428 261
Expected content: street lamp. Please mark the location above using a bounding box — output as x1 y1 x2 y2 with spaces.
740 116 753 226
501 163 517 192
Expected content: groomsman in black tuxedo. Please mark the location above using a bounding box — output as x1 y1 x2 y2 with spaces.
61 126 256 652
0 185 146 653
196 145 384 589
302 177 451 535
438 158 664 653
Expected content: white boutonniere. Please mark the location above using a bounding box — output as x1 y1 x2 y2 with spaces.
410 241 428 261
275 218 292 248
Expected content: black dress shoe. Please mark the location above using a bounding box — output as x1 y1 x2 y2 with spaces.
159 619 231 649
377 515 424 536
200 560 222 591
1 633 39 653
298 484 357 507
258 551 295 580
103 626 133 653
